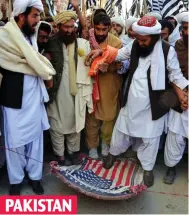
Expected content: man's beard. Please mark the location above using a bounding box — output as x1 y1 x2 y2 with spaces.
183 34 188 48
59 31 77 45
136 41 156 58
95 34 107 43
38 43 46 53
22 20 36 37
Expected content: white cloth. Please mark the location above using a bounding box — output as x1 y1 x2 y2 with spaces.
132 19 161 36
117 39 166 90
120 35 133 47
5 132 43 184
0 18 56 80
48 38 93 134
164 130 187 167
168 23 181 46
168 109 188 138
13 0 43 16
146 12 162 21
114 44 188 139
111 16 125 35
125 17 139 32
109 128 160 171
176 12 189 24
75 38 93 133
2 36 50 149
116 42 189 90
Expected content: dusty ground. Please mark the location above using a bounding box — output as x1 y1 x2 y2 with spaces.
0 151 188 214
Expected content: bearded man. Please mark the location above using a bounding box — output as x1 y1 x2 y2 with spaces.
161 19 174 42
111 17 128 47
46 11 93 166
164 16 181 46
88 16 188 187
0 0 55 195
36 21 52 54
124 17 139 46
85 13 123 159
164 12 189 185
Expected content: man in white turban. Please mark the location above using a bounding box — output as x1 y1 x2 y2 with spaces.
146 12 162 21
164 16 181 46
164 12 188 185
0 0 55 195
124 16 139 45
88 16 189 187
111 16 128 46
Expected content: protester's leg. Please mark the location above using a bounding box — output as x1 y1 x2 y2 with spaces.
137 136 160 187
85 113 101 159
66 132 81 153
49 129 65 158
66 132 81 165
101 120 115 156
25 133 43 181
25 132 44 195
5 143 26 195
104 129 132 169
164 130 186 184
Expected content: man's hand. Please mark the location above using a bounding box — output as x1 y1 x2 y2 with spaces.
98 63 109 73
176 89 188 111
87 49 103 61
115 61 123 70
45 79 53 89
69 0 79 9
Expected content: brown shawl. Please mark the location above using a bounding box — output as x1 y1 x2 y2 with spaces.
175 39 188 80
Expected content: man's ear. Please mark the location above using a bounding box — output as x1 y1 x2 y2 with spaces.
18 14 25 25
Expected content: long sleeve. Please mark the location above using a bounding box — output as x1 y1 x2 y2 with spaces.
115 41 133 61
167 46 189 90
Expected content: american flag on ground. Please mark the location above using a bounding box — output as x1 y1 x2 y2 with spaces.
50 158 147 200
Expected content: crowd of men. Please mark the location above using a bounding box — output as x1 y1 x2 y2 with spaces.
0 0 188 196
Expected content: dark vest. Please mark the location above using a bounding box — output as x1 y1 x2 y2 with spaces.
45 35 78 104
0 67 24 109
122 40 177 121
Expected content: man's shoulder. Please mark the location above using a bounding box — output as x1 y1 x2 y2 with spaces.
175 38 184 49
46 34 61 51
107 33 122 48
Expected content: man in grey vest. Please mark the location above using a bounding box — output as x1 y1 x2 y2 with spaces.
88 16 188 187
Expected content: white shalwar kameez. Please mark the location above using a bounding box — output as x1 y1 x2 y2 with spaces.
48 44 80 157
2 37 50 184
109 43 189 171
164 109 188 167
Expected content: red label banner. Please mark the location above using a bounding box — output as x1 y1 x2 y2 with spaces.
0 196 77 214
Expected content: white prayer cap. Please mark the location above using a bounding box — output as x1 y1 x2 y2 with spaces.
125 16 139 32
132 16 161 36
176 12 189 24
146 12 162 21
111 16 125 28
13 0 44 16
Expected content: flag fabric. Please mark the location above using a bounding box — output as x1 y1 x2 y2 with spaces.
104 0 115 17
50 158 147 200
161 0 186 18
45 0 56 16
183 0 188 10
146 0 187 18
86 0 97 10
